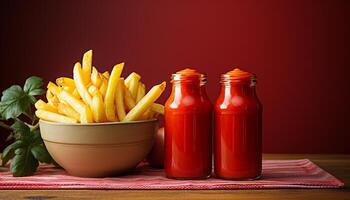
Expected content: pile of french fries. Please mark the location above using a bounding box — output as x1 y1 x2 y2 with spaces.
35 50 166 123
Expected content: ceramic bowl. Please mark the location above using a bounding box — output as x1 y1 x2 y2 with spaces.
39 119 158 177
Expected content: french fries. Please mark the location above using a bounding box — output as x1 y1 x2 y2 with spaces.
99 77 108 98
104 63 124 121
62 86 75 94
57 103 80 121
36 110 78 123
80 105 93 123
35 100 58 113
125 72 140 89
136 83 145 103
60 90 86 113
139 108 152 120
123 82 166 122
102 71 110 79
91 67 102 88
126 72 141 99
46 90 59 107
91 92 106 123
35 50 166 124
115 79 126 121
82 50 92 84
124 86 136 111
73 62 92 105
72 89 81 99
47 82 60 96
88 85 98 96
56 77 75 88
151 103 165 115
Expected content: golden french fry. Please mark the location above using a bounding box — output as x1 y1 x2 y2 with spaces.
72 89 81 99
35 100 58 113
88 85 98 96
80 105 93 123
125 72 141 89
60 90 86 113
82 50 92 84
99 77 108 98
151 103 164 115
73 62 92 105
46 90 55 102
46 90 53 100
123 82 166 122
128 72 141 99
57 103 80 121
36 110 78 123
139 108 152 120
86 82 92 88
46 90 59 107
47 82 60 96
136 83 145 102
105 63 124 121
91 92 106 123
102 71 110 79
124 86 136 111
62 86 75 94
56 77 75 88
115 79 126 121
91 67 102 88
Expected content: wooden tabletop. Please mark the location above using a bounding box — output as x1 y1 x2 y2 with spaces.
0 154 349 200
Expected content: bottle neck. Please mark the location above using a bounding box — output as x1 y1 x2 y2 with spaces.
172 81 201 96
224 83 256 96
171 73 206 96
220 73 256 96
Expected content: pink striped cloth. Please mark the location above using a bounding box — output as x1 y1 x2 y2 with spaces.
0 159 344 189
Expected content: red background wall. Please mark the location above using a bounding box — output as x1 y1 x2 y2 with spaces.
1 0 349 153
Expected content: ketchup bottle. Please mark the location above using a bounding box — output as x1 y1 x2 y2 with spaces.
165 69 212 179
214 69 262 180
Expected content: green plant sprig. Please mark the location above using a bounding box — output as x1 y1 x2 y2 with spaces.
0 76 53 177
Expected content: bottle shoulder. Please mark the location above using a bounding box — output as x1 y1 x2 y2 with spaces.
165 94 212 111
215 95 262 112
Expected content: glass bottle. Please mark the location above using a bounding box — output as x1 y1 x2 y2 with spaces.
214 68 262 180
165 69 212 179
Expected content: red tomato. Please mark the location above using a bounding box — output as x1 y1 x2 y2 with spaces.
147 127 164 168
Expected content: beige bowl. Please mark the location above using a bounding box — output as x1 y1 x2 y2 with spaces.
39 119 158 177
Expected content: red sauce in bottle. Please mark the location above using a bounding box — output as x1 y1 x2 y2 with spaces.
214 68 262 180
165 69 212 179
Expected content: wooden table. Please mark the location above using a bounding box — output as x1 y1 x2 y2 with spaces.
0 154 349 200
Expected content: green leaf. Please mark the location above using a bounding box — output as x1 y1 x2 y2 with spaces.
27 95 38 105
10 147 39 177
31 129 42 144
0 76 45 120
31 129 53 163
0 85 32 120
31 145 52 163
28 89 45 97
24 76 44 95
11 120 31 141
3 123 52 176
30 128 53 163
1 140 24 166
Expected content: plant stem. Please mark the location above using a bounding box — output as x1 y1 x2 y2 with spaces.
32 122 39 130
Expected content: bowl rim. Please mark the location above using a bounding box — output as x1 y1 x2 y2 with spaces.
39 118 159 126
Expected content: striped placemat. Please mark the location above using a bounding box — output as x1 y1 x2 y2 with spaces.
0 159 344 189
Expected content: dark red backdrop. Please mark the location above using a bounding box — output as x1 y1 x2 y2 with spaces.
1 0 349 153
